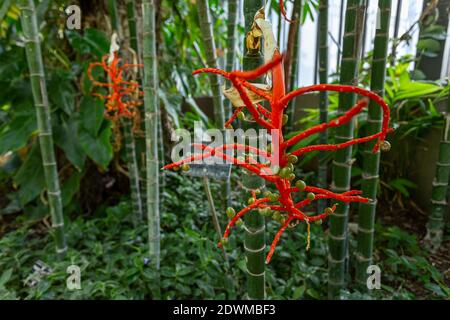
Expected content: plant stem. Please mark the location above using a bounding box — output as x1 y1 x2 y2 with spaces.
226 0 239 116
203 177 228 261
424 83 450 252
108 0 122 38
122 118 144 223
317 0 329 214
197 0 225 127
328 0 366 299
19 0 67 254
142 0 160 270
286 0 302 131
390 0 402 64
336 0 345 72
113 0 144 225
355 0 392 288
242 0 266 300
127 0 139 59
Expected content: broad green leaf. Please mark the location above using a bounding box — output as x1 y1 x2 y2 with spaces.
292 285 305 299
79 96 104 137
0 115 36 155
53 117 86 169
66 28 110 59
394 82 441 101
0 268 13 287
78 123 113 169
48 70 76 115
13 144 45 205
61 170 83 207
417 38 441 54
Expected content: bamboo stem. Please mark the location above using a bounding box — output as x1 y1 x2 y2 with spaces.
197 0 225 127
242 0 266 300
19 0 67 254
142 0 160 270
122 118 144 223
106 0 143 224
286 0 302 131
203 177 228 260
108 0 122 38
226 0 239 116
424 84 450 252
355 0 392 288
328 0 366 299
317 0 329 214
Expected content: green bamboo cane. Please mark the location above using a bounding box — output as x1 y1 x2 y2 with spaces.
317 0 329 214
127 0 148 215
226 0 239 116
126 0 139 59
286 0 302 131
242 0 266 300
424 84 450 252
105 0 144 224
108 0 122 37
197 0 225 127
142 0 160 270
224 0 239 207
276 1 282 48
328 0 366 299
197 0 230 214
19 0 67 254
355 0 392 288
122 118 144 223
336 0 345 72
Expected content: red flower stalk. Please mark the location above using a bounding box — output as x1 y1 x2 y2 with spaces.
88 51 143 121
164 49 392 263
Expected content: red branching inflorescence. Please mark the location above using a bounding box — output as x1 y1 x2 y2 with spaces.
88 51 143 121
163 49 392 263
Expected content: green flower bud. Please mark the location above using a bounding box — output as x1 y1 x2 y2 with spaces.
282 114 289 126
324 207 333 215
380 140 391 152
237 111 245 121
221 237 228 246
181 164 190 172
287 173 296 180
235 219 244 227
268 193 279 202
315 220 323 225
295 180 307 191
288 154 298 164
279 167 290 178
307 192 315 201
226 207 236 218
248 197 255 205
286 163 294 173
173 165 180 172
272 211 281 221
